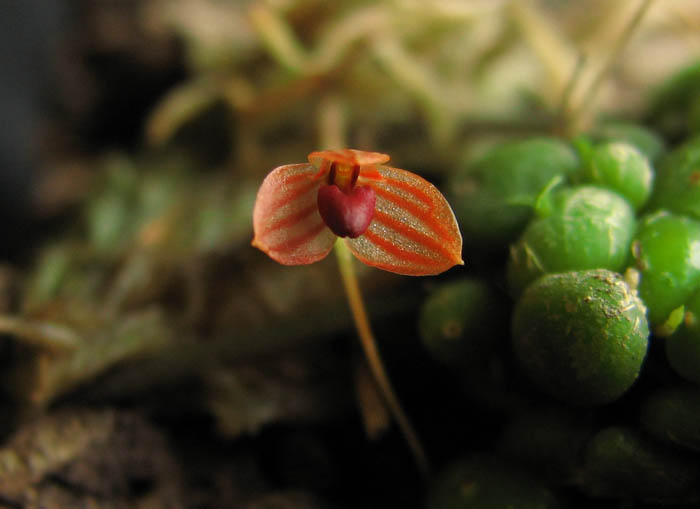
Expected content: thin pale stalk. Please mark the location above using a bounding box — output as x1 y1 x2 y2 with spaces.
333 240 431 478
566 0 656 134
509 0 577 107
0 315 80 353
249 4 307 74
555 53 586 128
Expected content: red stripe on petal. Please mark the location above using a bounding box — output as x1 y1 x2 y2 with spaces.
285 171 317 184
261 203 317 236
347 164 463 276
269 220 328 253
363 230 437 265
379 176 433 206
253 163 336 265
372 187 450 239
372 210 458 263
266 179 319 212
357 166 384 182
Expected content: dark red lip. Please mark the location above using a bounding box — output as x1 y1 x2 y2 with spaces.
317 184 376 238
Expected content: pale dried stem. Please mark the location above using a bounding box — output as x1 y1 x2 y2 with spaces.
0 316 80 353
566 0 657 134
509 0 577 108
248 3 307 74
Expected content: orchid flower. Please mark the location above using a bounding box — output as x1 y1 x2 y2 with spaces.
252 149 463 275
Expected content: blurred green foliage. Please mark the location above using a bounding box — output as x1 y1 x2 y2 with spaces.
1 0 700 506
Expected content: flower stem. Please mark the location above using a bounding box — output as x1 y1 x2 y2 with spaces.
333 240 431 478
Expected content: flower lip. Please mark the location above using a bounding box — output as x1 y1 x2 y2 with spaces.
318 184 376 238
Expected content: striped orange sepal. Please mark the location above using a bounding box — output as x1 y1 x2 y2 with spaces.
252 149 464 276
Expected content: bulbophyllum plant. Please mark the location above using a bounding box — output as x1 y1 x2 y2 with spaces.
252 149 463 476
252 149 463 275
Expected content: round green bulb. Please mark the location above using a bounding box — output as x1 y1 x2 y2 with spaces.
507 186 636 296
629 211 700 326
512 269 649 406
583 142 654 210
448 137 578 253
